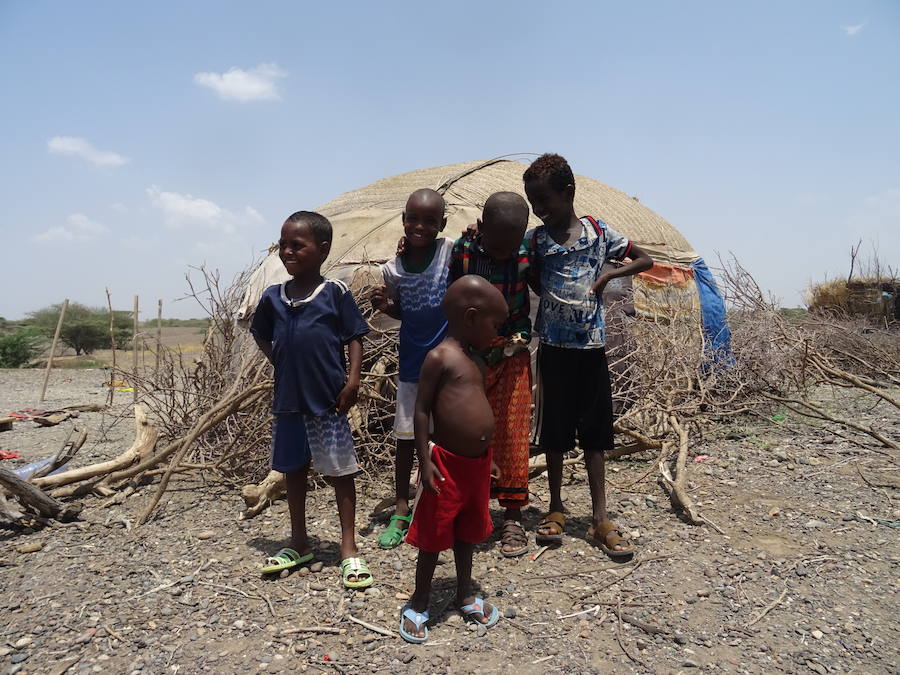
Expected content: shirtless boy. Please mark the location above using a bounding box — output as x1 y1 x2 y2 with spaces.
399 275 508 643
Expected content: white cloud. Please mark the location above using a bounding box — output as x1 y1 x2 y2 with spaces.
842 23 864 36
47 136 129 167
109 202 129 213
193 62 286 102
147 186 264 235
147 185 227 227
32 213 109 244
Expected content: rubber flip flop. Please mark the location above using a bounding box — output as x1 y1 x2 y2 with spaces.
260 548 313 575
460 597 500 628
399 604 429 644
340 556 374 588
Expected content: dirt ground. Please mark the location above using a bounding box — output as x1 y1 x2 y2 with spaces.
1 369 898 675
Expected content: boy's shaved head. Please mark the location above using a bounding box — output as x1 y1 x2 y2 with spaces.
406 188 445 214
482 192 529 230
442 274 506 323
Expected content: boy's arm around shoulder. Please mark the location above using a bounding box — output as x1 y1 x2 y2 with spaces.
591 243 653 297
414 349 445 493
371 262 402 319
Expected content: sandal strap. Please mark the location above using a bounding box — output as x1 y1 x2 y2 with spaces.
460 596 485 616
388 514 412 525
402 606 429 629
266 548 300 564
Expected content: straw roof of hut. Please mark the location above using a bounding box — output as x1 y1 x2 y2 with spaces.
239 157 700 319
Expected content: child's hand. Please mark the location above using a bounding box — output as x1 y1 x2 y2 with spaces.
395 236 408 257
421 460 445 494
591 272 612 297
335 381 359 415
370 285 390 312
490 460 501 483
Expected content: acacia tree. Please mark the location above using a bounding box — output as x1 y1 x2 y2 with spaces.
27 303 132 356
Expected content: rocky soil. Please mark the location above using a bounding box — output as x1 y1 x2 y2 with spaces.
1 369 898 674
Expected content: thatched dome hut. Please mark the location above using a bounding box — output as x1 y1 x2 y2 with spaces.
238 157 730 359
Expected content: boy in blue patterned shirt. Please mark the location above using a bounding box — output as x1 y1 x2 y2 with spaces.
523 154 653 559
371 189 454 549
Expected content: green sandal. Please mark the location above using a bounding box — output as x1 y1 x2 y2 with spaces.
378 514 412 549
340 556 374 589
261 548 313 575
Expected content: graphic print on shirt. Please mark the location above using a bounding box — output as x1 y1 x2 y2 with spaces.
533 217 631 349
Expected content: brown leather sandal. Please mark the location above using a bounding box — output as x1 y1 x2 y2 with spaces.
535 511 565 545
499 520 529 558
587 520 634 559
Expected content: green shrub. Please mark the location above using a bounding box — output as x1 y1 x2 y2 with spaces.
0 328 45 368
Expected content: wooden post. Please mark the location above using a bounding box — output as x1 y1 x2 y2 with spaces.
106 289 117 407
39 299 68 402
156 299 162 373
132 295 139 403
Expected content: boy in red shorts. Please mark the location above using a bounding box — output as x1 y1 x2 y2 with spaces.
400 275 508 643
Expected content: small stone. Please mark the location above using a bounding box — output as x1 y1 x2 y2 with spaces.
682 659 699 668
10 653 29 664
309 583 327 592
476 624 487 638
391 560 403 572
804 519 827 529
168 586 183 596
636 639 649 650
401 653 415 664
197 530 215 540
16 542 43 554
504 607 517 619
674 633 688 645
364 587 381 597
298 567 310 576
811 630 824 640
696 589 710 598
0 647 11 657
13 637 32 649
279 569 290 579
309 561 324 573
233 620 246 630
395 592 410 601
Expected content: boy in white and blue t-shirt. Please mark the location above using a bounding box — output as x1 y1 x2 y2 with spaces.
523 154 653 560
252 210 374 589
371 188 454 549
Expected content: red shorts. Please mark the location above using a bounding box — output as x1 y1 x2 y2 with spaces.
406 443 493 553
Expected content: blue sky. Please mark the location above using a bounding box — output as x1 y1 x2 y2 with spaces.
1 1 898 318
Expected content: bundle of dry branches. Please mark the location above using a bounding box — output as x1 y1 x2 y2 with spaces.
6 258 896 530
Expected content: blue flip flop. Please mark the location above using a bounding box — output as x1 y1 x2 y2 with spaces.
399 604 429 644
460 597 499 628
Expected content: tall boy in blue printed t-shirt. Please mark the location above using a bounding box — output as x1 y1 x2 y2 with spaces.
371 188 454 549
251 210 375 589
523 154 653 560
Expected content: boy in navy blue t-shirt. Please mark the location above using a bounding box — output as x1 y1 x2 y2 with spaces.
251 210 374 588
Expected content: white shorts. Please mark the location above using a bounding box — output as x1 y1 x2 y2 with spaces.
305 413 359 477
392 380 418 440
